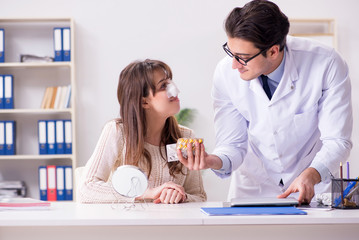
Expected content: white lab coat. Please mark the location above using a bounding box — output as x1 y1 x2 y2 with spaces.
212 36 353 200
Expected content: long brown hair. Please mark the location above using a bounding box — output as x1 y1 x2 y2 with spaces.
117 59 183 177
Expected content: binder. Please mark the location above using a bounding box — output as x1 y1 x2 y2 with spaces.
38 166 47 201
64 166 73 200
56 166 65 200
0 75 4 108
38 120 47 154
5 121 15 155
200 206 307 216
62 27 71 62
46 165 57 201
55 120 64 154
46 120 56 154
0 121 4 155
0 29 4 62
64 120 72 154
4 75 14 109
53 28 63 62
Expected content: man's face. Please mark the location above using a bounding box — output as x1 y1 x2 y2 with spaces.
227 37 273 81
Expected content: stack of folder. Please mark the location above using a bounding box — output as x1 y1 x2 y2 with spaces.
0 75 14 109
53 27 71 62
0 120 16 155
38 165 73 201
38 119 72 155
40 85 71 109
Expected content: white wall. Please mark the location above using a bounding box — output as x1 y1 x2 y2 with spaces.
1 0 358 201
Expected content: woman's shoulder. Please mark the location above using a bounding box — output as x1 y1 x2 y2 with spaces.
102 119 124 136
178 125 195 138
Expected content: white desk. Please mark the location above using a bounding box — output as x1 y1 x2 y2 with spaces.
1 202 358 240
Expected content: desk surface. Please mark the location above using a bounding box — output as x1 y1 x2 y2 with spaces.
1 201 359 226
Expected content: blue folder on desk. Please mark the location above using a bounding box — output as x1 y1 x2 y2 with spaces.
201 206 307 216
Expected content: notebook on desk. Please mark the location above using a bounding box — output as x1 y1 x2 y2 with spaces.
201 206 307 216
230 197 299 207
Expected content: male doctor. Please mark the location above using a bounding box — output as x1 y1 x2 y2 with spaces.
178 0 352 204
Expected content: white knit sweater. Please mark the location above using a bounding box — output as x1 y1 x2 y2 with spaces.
77 120 207 203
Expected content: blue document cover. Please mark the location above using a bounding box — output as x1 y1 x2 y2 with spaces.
4 75 14 109
0 75 4 108
38 166 47 201
53 28 63 62
201 206 307 216
0 29 4 63
62 27 71 62
56 166 65 200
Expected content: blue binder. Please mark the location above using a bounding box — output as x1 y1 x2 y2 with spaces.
46 120 56 154
0 121 5 155
64 120 72 154
64 166 73 200
4 75 14 109
0 29 4 62
4 120 15 155
201 206 307 216
0 75 4 108
38 166 48 201
53 28 63 61
38 120 47 154
62 27 71 62
55 120 65 154
56 166 65 200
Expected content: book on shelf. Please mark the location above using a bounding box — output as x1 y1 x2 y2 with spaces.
53 27 71 62
40 85 71 109
38 165 73 201
0 120 16 155
38 119 72 155
0 28 4 63
0 75 14 109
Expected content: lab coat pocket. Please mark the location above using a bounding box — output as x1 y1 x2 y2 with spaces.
293 104 318 138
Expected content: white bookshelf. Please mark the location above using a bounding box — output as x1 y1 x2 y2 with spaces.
0 18 76 199
289 19 337 49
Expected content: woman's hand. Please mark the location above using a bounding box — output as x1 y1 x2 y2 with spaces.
139 181 186 204
153 188 186 204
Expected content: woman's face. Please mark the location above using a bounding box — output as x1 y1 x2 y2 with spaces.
143 70 180 118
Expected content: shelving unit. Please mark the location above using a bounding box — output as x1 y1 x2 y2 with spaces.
289 19 337 49
0 18 76 199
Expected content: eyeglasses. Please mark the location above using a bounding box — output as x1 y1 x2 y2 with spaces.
223 42 267 66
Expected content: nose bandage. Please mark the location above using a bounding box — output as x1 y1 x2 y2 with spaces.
166 81 180 98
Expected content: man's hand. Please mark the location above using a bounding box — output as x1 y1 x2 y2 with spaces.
177 141 222 170
277 167 321 205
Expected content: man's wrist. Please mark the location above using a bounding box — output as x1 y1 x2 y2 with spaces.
308 167 321 184
207 154 223 170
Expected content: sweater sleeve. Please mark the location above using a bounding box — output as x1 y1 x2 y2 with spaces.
183 169 207 202
76 120 132 203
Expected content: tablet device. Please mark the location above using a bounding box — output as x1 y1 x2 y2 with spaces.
230 197 299 207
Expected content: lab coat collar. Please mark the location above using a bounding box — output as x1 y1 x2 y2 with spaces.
249 45 299 105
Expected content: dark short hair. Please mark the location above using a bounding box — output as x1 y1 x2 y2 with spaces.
225 0 289 53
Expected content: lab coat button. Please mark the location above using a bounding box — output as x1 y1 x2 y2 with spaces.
273 131 278 135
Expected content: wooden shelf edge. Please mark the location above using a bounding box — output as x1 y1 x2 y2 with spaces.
0 62 72 68
0 154 74 160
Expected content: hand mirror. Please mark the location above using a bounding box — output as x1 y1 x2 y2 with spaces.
112 165 148 198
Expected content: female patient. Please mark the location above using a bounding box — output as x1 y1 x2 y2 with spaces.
77 59 207 204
